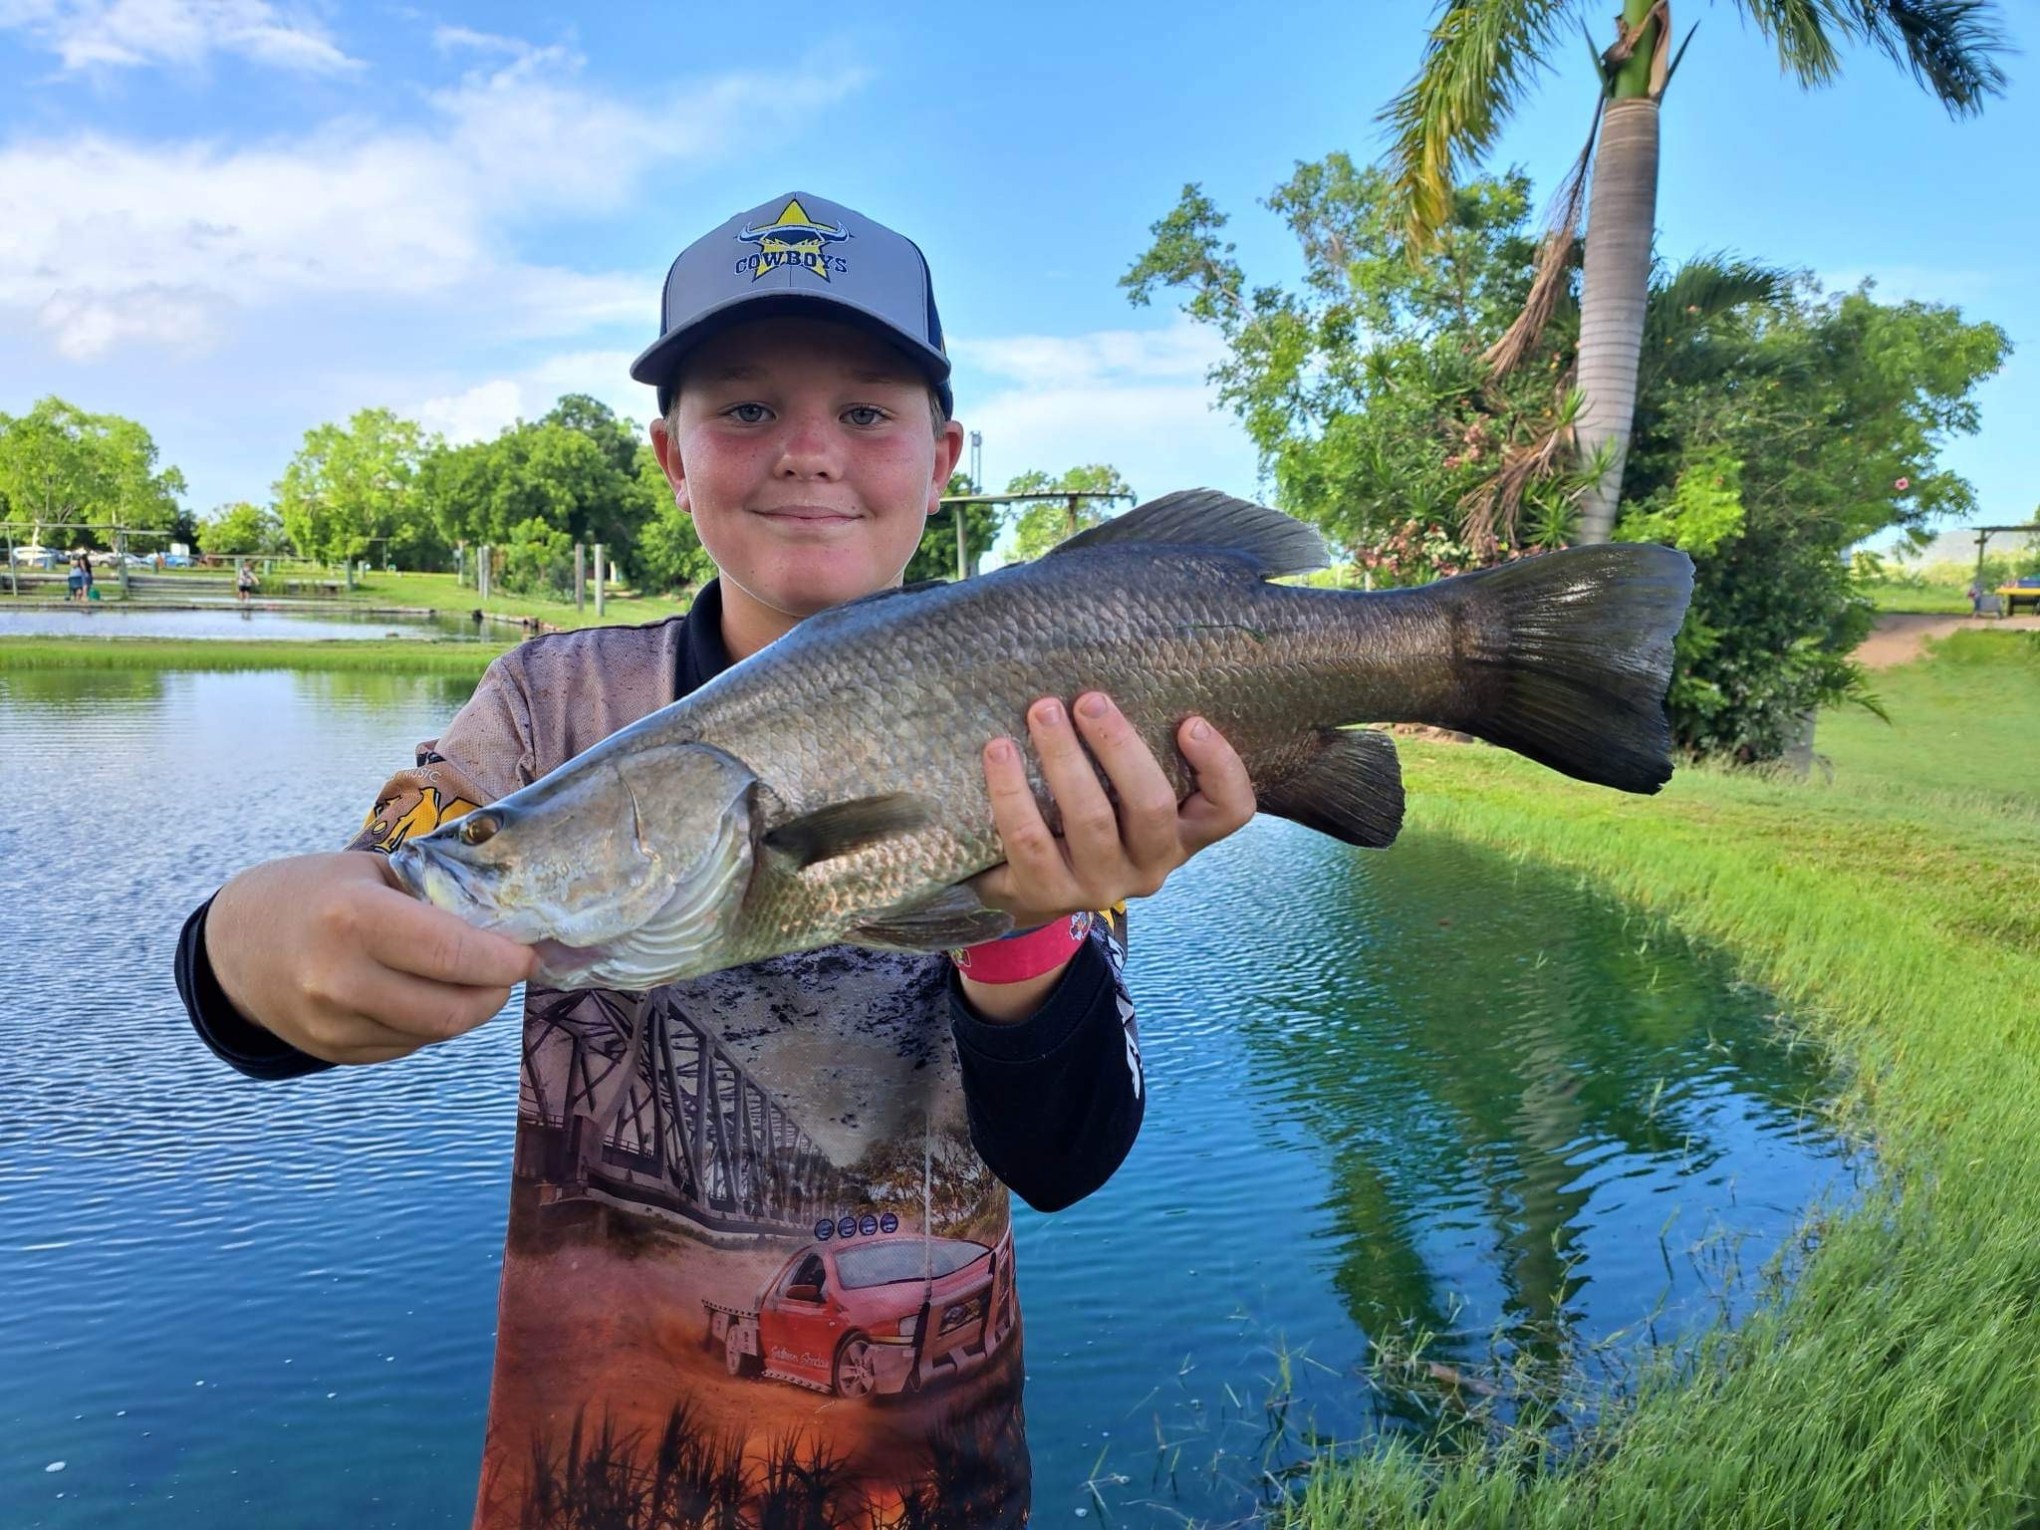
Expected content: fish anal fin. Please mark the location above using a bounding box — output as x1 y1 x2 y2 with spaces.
1050 489 1328 579
849 885 1015 952
762 793 937 871
1259 728 1405 848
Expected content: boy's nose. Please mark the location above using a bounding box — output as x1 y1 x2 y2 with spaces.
773 410 841 479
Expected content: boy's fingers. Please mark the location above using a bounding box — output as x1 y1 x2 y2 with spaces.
358 886 536 988
1176 716 1257 852
1027 698 1118 869
1072 693 1180 874
980 734 1072 903
326 964 518 1046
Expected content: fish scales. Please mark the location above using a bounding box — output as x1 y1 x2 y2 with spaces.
391 491 1693 988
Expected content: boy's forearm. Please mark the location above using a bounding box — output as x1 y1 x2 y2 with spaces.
953 957 1074 1023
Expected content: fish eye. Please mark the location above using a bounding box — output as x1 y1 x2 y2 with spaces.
459 814 500 846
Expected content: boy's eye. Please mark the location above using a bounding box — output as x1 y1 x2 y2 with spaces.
843 406 888 427
725 403 771 424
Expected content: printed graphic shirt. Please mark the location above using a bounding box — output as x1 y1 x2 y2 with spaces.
175 583 1145 1528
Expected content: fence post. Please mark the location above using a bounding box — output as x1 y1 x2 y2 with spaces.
574 543 586 612
4 529 14 598
955 509 967 581
593 543 605 618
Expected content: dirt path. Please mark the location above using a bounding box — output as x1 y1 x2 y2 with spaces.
1854 612 2040 669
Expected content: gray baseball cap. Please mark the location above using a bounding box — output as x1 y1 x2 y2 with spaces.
631 191 952 418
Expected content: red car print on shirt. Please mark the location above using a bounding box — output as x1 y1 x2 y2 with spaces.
705 1230 1018 1400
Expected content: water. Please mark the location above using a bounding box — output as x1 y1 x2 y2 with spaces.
0 607 493 641
0 672 1854 1528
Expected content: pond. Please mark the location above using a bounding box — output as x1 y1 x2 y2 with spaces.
0 671 1856 1529
0 606 496 641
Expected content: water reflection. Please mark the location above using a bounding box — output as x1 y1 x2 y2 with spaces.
1232 833 1837 1384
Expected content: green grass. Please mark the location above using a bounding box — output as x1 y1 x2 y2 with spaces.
1860 581 1974 615
318 569 693 631
1287 629 2040 1527
0 637 508 674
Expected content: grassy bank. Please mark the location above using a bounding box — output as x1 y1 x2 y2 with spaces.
1290 629 2040 1526
290 569 691 631
0 637 508 674
1861 581 1973 615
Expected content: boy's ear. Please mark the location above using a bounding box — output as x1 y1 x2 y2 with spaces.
930 418 966 513
649 416 690 511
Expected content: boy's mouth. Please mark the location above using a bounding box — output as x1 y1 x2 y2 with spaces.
754 502 862 524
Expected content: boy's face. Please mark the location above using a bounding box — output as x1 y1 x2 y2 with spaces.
650 315 964 643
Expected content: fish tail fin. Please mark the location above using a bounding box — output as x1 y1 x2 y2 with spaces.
1446 544 1694 794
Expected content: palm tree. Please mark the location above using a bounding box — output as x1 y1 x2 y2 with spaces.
1384 0 2008 543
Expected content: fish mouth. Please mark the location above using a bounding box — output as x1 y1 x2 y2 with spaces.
390 842 495 925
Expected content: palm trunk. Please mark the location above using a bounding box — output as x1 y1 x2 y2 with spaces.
1574 96 1660 544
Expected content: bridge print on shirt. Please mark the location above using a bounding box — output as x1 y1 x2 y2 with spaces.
473 948 1032 1530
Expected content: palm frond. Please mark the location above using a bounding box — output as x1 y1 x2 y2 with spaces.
1849 0 2011 114
1644 254 1791 349
1484 100 1598 379
1736 0 1847 86
1380 0 1576 247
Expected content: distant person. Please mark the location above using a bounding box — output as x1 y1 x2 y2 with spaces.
66 555 84 602
236 561 259 603
78 554 94 602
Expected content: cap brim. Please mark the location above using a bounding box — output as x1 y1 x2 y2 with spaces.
630 289 951 409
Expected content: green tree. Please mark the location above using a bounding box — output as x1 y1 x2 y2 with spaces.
1382 0 2008 543
1004 465 1134 564
1620 278 2008 758
632 443 717 594
903 471 1005 583
416 398 663 587
0 396 187 544
198 501 285 557
275 408 437 568
1126 160 2006 761
1125 161 1581 575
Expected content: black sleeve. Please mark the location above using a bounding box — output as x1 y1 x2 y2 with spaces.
949 923 1143 1213
174 896 335 1082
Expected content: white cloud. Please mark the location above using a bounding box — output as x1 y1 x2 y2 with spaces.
953 317 1260 505
0 46 867 359
413 350 645 444
0 0 358 73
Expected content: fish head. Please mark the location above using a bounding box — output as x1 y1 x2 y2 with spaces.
389 740 760 987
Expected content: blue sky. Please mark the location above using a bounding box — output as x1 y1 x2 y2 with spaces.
1 0 2033 541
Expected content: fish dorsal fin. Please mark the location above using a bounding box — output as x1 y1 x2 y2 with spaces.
762 792 937 872
1049 489 1329 578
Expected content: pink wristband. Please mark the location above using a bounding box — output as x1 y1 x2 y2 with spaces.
951 911 1094 984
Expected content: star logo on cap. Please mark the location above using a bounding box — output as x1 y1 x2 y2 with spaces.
735 198 850 283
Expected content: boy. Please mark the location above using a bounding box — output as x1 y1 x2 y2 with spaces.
174 192 1254 1526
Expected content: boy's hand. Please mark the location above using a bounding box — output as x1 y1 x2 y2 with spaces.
207 851 536 1065
969 692 1256 932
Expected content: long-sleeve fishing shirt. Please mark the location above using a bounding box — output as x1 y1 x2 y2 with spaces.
173 579 1145 1527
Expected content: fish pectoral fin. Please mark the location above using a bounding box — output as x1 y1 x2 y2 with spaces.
848 885 1016 953
1050 489 1328 579
761 792 939 872
1258 727 1405 848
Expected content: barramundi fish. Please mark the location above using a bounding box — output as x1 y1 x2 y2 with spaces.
389 491 1693 989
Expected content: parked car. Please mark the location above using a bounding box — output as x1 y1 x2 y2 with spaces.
705 1228 1017 1400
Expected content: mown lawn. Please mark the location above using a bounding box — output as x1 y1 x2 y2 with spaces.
313 569 693 631
1288 629 2040 1527
0 637 507 675
1861 581 1974 615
